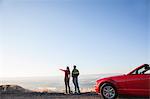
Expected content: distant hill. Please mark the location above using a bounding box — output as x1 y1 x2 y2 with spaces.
0 85 31 93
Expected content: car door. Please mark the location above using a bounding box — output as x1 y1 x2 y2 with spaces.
125 66 150 96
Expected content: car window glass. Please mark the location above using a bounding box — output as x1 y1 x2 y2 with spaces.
132 70 137 74
138 67 145 74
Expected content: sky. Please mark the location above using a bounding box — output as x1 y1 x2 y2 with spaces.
0 0 149 77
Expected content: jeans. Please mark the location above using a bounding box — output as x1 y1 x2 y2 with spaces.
73 77 80 93
64 77 70 93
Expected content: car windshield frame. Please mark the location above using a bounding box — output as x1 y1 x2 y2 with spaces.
127 64 150 75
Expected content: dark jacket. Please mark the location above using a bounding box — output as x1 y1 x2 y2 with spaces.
72 69 79 77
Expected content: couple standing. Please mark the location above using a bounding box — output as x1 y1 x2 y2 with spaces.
60 65 80 94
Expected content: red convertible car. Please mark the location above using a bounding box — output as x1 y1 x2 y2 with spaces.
95 64 150 99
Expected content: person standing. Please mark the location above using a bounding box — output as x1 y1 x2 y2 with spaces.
72 65 80 94
60 66 71 94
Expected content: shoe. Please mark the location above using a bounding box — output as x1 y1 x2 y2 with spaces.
73 92 78 95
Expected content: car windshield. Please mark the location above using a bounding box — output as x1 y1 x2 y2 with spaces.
131 64 150 75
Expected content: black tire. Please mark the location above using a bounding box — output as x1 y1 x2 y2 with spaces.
100 83 118 99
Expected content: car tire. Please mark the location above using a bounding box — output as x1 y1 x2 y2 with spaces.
100 83 117 99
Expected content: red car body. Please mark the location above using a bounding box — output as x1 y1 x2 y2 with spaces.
95 64 150 97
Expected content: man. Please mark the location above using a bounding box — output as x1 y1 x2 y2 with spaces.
72 65 80 94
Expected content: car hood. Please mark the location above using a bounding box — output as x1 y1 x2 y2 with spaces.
105 74 125 79
97 74 125 82
108 74 125 79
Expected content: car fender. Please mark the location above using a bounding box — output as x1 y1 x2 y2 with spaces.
98 78 118 90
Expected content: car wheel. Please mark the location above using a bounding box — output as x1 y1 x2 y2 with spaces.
100 83 117 99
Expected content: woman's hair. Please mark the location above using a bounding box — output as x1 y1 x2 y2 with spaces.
66 66 70 74
67 66 69 70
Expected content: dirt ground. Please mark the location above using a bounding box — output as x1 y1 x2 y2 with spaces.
0 92 149 99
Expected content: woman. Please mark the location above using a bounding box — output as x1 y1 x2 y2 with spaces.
60 66 71 94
